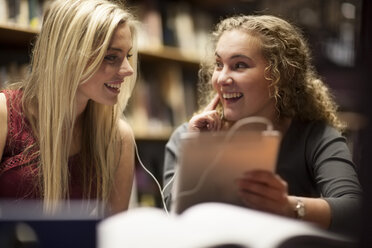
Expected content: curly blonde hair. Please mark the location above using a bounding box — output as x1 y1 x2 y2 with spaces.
198 15 345 131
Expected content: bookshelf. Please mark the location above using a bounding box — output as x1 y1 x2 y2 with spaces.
0 23 38 46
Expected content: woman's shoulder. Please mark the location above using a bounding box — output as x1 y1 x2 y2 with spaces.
1 89 22 100
118 119 134 142
0 92 8 157
0 89 23 114
0 92 8 128
289 119 344 149
165 123 189 152
0 92 6 113
169 123 188 141
292 119 341 135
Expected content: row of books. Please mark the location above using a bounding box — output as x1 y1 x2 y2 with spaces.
132 0 214 57
0 0 53 29
125 63 198 139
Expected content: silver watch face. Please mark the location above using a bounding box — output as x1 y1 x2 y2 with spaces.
298 205 305 217
296 200 305 218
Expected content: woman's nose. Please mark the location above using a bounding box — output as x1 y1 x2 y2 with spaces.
217 70 233 85
118 59 134 77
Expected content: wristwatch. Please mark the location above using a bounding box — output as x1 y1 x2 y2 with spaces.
294 198 306 219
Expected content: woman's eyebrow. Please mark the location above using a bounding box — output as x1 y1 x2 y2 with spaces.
108 47 122 52
230 54 251 60
215 51 252 61
108 47 133 53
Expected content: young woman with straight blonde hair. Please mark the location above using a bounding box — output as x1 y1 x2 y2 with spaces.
163 15 362 237
0 0 138 215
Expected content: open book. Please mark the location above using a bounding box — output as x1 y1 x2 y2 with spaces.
97 203 355 248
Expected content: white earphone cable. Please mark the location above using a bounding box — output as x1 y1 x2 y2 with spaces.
132 138 170 214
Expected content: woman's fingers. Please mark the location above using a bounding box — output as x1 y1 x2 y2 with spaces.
237 175 287 202
241 170 288 192
204 94 220 112
188 94 222 132
188 110 221 132
236 170 292 216
238 190 286 214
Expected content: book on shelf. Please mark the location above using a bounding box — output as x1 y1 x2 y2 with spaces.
159 63 187 126
164 2 212 57
0 0 51 29
126 61 198 137
171 2 196 53
131 0 212 57
125 73 174 138
0 0 8 23
136 1 163 50
18 0 29 26
28 0 41 28
193 10 213 57
182 67 198 119
5 0 21 24
98 202 356 248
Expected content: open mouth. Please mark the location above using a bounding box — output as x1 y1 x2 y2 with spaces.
222 92 243 102
104 83 121 93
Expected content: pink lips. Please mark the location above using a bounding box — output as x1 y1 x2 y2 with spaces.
104 80 122 94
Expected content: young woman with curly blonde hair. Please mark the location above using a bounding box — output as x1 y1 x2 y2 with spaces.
163 15 361 237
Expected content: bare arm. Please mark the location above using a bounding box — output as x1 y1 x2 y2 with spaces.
108 119 135 215
288 196 331 228
0 93 7 160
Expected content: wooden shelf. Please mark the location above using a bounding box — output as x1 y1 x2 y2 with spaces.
0 23 39 47
139 46 200 66
0 23 201 66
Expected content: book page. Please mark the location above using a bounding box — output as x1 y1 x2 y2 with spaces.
98 203 355 248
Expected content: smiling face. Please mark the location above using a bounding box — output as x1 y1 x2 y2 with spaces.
76 23 133 111
212 30 276 122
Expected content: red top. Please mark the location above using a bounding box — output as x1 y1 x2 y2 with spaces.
0 89 87 199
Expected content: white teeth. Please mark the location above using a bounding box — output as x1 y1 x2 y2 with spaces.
223 92 242 99
105 83 121 89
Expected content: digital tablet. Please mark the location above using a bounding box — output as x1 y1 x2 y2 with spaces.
171 129 281 214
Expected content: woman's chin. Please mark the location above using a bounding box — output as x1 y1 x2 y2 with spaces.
223 111 241 122
223 117 240 124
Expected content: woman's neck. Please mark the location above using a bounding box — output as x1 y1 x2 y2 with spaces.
223 116 292 135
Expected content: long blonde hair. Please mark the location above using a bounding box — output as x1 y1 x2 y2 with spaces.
198 15 344 131
17 0 138 212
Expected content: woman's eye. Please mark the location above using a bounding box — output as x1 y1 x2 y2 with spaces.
104 55 117 62
215 61 223 69
235 62 248 69
126 53 133 59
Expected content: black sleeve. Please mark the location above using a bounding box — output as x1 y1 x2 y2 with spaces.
162 123 188 210
307 123 362 237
